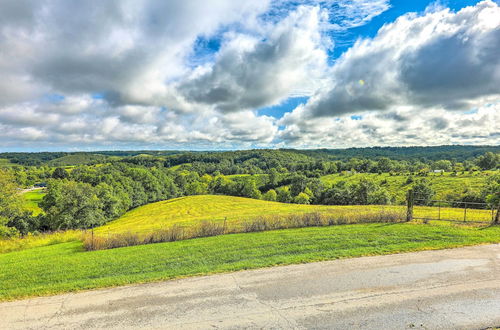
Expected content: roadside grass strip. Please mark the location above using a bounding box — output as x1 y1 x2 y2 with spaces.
1 222 499 301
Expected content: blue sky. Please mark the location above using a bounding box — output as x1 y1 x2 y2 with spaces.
0 0 499 150
252 0 494 120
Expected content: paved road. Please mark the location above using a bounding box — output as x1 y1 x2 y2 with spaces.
2 244 499 329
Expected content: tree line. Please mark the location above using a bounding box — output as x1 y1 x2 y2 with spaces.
0 150 499 238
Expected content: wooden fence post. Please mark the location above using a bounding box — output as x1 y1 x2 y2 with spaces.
406 189 414 222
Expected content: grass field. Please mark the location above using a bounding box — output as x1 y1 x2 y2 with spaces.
320 171 492 203
3 195 493 255
97 195 494 236
22 189 46 215
1 222 499 301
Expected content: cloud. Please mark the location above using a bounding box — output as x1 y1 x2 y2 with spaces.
0 0 272 107
3 0 496 150
180 6 329 112
278 102 500 147
295 0 500 118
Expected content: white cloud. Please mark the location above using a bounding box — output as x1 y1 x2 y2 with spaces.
180 5 329 112
279 103 500 147
293 0 500 118
3 0 496 150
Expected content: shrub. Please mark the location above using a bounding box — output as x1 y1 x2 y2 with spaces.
192 221 225 238
83 209 405 251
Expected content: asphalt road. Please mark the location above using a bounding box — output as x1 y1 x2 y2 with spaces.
1 244 499 329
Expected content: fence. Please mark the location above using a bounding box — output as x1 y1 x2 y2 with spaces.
406 189 500 224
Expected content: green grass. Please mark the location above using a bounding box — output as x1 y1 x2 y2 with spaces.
321 171 492 203
97 195 397 234
22 190 45 215
3 195 492 254
1 222 499 301
97 195 494 235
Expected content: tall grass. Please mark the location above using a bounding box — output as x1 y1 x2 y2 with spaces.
83 210 405 251
0 230 83 253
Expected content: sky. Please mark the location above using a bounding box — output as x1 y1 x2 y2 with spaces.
0 0 499 151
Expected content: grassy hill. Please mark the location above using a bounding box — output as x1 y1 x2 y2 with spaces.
321 171 491 203
46 153 109 166
96 195 398 235
97 195 494 236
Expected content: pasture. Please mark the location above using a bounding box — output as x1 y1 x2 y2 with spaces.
22 189 45 216
320 171 491 202
97 195 494 236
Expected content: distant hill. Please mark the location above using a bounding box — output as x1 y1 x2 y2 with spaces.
293 145 500 161
1 145 499 166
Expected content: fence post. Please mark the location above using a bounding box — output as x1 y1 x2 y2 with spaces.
438 201 441 220
463 202 467 223
406 189 414 222
494 204 500 225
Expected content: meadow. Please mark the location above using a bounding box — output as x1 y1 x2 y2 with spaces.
97 195 494 236
22 189 45 216
320 171 490 203
3 195 493 254
1 222 500 301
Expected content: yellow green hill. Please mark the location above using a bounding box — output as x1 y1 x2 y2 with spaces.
96 195 393 234
96 195 493 235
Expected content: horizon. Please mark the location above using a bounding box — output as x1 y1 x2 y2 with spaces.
1 144 500 154
0 0 499 151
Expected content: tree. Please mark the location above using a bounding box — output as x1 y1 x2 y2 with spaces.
268 168 280 187
0 170 25 237
476 152 499 170
262 189 276 201
412 179 435 205
290 175 308 197
294 192 311 204
376 157 393 172
276 187 292 203
185 181 208 195
367 188 391 205
52 167 69 179
241 179 261 199
41 180 106 230
481 174 500 207
433 160 452 172
319 181 352 205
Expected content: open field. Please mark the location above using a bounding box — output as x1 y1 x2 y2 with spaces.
97 195 494 235
2 195 494 254
22 189 46 215
1 222 500 301
321 171 491 202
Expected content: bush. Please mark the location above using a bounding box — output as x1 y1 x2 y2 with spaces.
192 221 225 238
83 209 405 251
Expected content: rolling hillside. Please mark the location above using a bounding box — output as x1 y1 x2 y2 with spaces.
96 195 493 235
320 171 491 203
96 195 381 234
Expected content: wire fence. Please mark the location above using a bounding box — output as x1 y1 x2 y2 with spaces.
408 189 499 224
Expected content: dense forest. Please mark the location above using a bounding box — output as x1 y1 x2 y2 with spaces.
2 145 499 166
1 146 499 238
